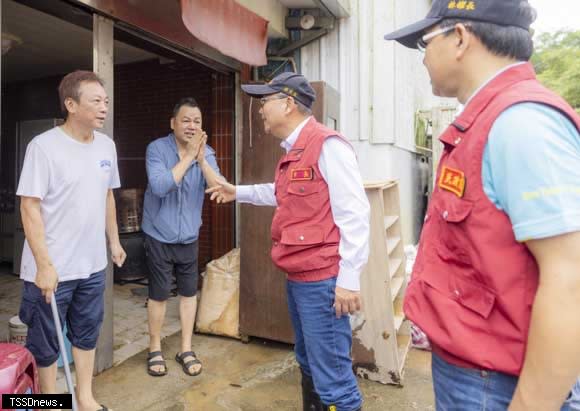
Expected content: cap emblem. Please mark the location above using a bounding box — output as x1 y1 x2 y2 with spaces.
448 1 476 10
282 86 298 97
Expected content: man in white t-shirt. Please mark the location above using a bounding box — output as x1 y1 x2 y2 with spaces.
17 70 126 411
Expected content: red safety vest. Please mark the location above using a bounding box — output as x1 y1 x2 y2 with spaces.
271 117 350 282
405 63 580 375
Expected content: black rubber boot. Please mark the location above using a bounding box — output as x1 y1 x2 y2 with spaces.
301 369 325 411
301 369 362 411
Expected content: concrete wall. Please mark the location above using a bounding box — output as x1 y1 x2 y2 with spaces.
300 0 445 244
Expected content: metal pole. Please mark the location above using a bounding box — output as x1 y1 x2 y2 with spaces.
50 296 78 411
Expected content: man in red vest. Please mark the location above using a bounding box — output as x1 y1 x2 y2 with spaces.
385 1 580 410
206 72 370 411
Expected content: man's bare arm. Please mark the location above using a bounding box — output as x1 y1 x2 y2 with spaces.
510 231 580 411
105 189 126 268
20 196 58 304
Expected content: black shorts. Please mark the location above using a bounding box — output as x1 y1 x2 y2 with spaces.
144 234 199 301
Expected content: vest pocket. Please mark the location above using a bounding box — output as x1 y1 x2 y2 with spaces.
287 181 322 196
433 196 473 223
280 226 324 246
420 273 496 319
451 275 496 319
286 181 323 218
433 197 474 266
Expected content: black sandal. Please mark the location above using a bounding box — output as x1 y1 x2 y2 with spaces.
147 351 167 377
175 351 202 376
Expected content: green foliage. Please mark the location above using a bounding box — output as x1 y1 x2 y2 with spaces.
532 30 580 112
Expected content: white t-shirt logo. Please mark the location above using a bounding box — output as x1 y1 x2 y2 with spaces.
100 159 112 170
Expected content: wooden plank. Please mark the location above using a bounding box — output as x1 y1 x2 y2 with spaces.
364 180 396 190
397 334 411 371
394 313 404 333
352 186 396 382
393 292 405 332
389 257 403 279
386 236 401 255
239 93 293 344
93 13 114 375
390 276 405 302
383 183 401 216
384 215 399 230
353 180 411 386
397 320 411 372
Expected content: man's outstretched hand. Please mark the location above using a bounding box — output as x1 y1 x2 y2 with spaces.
206 179 236 204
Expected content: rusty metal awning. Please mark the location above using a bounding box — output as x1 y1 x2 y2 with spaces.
180 0 269 66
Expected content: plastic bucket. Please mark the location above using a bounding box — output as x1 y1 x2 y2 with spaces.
9 316 28 346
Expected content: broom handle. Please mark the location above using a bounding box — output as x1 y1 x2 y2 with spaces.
50 295 78 411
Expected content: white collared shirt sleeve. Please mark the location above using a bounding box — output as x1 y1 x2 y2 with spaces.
318 137 370 291
236 183 277 206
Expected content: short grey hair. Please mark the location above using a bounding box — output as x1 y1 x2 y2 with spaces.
295 99 312 116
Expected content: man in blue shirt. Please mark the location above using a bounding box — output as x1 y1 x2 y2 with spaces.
142 97 222 377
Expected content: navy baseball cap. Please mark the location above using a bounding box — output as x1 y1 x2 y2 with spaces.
241 72 316 109
384 0 533 49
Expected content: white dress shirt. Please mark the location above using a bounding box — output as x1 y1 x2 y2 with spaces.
236 117 370 291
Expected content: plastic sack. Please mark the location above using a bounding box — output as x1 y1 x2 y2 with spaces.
410 322 432 351
195 248 241 339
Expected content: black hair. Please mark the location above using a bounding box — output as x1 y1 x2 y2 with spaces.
172 97 200 118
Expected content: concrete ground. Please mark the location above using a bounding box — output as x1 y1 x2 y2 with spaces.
93 332 435 411
0 272 180 365
2 270 435 409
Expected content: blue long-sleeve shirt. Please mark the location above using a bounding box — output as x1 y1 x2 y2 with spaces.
142 133 221 244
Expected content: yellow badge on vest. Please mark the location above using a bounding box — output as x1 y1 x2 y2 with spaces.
439 166 466 197
328 406 337 411
290 167 314 181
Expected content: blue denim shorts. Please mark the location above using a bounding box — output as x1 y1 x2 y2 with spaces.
19 270 106 367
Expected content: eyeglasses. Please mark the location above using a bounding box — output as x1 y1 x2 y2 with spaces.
259 94 287 107
417 26 456 53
